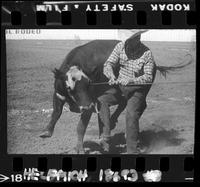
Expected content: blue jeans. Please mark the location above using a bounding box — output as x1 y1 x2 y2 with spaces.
98 87 126 139
98 85 151 153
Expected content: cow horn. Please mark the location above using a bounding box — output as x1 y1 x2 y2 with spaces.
56 93 66 101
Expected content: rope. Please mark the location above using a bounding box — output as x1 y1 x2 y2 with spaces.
90 81 195 86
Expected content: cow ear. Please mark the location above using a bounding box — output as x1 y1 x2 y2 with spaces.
52 68 64 80
52 68 59 76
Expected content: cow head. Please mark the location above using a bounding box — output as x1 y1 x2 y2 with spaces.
53 66 95 113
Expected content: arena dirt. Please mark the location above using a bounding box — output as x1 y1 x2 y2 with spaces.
6 40 195 154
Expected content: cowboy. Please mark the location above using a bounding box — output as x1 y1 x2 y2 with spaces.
98 30 156 154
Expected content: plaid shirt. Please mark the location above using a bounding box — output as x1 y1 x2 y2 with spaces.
103 42 156 84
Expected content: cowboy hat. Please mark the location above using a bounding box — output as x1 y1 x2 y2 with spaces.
117 29 148 41
129 29 148 40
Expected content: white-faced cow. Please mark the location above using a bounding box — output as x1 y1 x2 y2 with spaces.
39 40 192 154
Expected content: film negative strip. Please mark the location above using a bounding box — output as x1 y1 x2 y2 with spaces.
0 0 198 183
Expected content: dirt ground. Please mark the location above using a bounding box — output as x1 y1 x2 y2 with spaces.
6 40 195 154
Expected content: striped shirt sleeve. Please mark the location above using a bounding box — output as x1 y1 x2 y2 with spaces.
103 42 122 79
132 50 156 84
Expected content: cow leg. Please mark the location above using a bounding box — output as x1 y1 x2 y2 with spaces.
40 92 65 138
98 115 103 139
110 97 127 130
76 110 93 154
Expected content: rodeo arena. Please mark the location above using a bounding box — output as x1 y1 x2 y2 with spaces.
6 29 196 154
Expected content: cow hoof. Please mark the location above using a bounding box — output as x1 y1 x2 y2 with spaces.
39 130 53 138
137 145 148 154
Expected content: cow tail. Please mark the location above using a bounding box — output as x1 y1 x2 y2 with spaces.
156 53 193 78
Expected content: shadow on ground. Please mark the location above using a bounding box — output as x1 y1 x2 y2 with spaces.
139 128 185 153
83 128 185 154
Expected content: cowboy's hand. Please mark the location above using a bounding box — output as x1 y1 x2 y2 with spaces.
118 78 131 86
108 75 117 85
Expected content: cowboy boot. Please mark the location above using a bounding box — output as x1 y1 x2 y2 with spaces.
99 136 111 153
